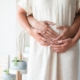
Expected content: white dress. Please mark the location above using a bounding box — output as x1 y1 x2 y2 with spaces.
18 0 80 80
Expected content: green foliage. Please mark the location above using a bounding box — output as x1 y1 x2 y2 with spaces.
12 57 21 66
4 69 9 74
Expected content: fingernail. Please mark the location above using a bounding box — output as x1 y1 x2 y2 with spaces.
58 40 62 43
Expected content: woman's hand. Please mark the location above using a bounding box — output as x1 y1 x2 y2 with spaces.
50 26 75 53
56 26 71 40
51 38 75 53
51 26 73 44
32 21 59 39
27 15 58 39
51 26 80 53
29 28 51 46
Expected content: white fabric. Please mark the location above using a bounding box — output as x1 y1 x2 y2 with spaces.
18 0 32 16
76 0 80 12
78 0 80 9
18 0 80 80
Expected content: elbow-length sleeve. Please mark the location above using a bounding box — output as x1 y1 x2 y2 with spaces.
76 0 80 13
18 0 32 16
77 0 80 9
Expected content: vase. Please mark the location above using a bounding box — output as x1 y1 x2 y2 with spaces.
10 61 27 70
2 72 16 80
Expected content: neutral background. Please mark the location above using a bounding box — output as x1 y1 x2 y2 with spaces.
0 0 79 80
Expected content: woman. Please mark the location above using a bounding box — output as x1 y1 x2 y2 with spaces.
17 0 80 80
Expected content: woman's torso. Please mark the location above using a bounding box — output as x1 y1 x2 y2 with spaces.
32 0 77 27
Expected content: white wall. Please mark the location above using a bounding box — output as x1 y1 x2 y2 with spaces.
0 0 28 79
0 0 16 56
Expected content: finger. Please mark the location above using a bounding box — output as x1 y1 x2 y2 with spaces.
40 23 58 38
47 24 58 35
58 50 66 54
66 38 72 41
51 45 61 48
58 38 71 44
45 21 56 25
40 36 47 42
41 33 51 40
40 36 51 44
48 27 58 36
51 39 61 44
52 47 61 50
34 29 43 34
51 41 59 45
52 47 65 53
44 30 58 39
36 30 51 39
57 29 66 40
52 47 64 51
42 31 58 39
41 30 58 39
47 29 58 38
56 28 67 40
60 36 66 40
36 30 43 33
56 26 65 30
36 33 47 43
38 26 58 39
45 38 52 43
57 40 66 44
56 33 64 40
39 35 50 44
51 47 63 53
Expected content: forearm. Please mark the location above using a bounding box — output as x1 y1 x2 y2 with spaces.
17 8 32 33
70 15 80 38
73 28 80 44
27 15 39 29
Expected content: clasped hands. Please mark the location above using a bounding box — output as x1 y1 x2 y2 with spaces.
31 21 74 53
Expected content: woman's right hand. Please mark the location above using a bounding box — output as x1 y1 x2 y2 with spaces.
29 28 51 46
27 16 58 39
32 21 59 39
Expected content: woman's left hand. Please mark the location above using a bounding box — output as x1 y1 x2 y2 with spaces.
56 26 71 40
51 38 75 53
53 25 74 40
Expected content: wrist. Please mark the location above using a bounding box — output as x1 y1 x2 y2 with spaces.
33 20 40 29
71 38 76 46
25 25 32 34
72 37 79 44
69 26 76 38
27 16 39 29
32 20 39 27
